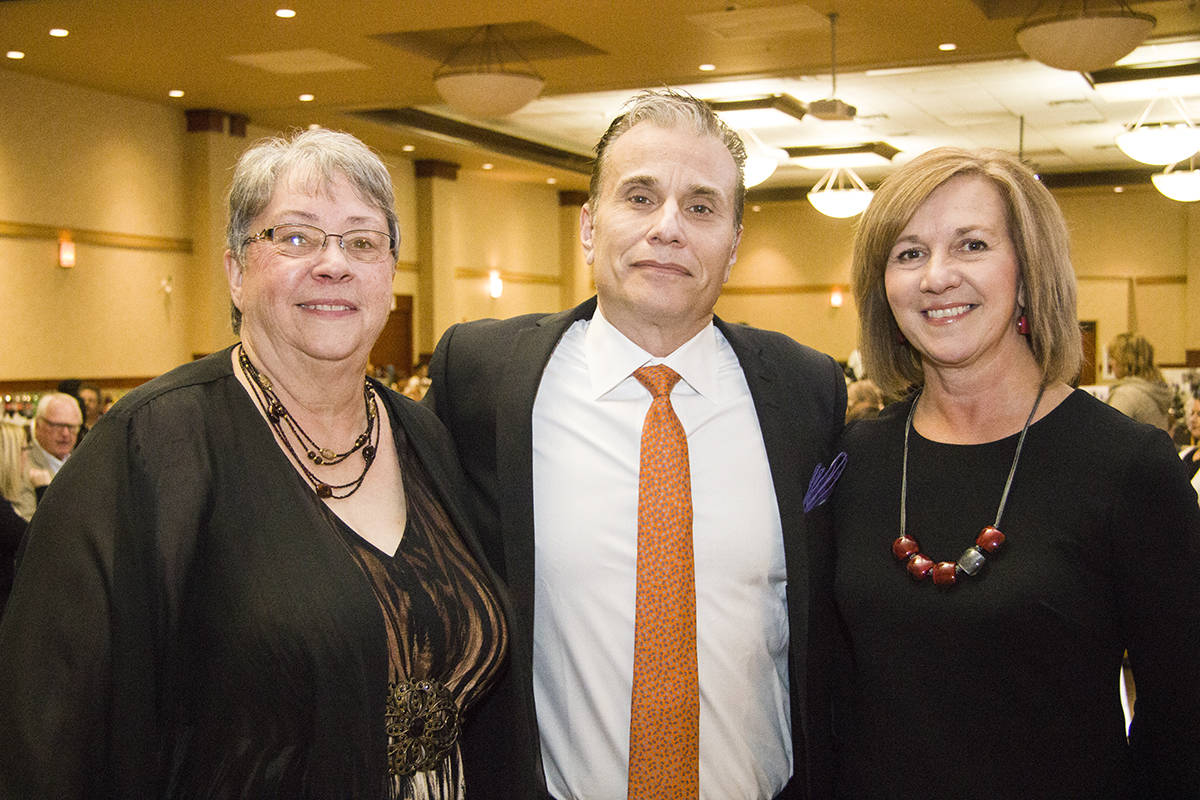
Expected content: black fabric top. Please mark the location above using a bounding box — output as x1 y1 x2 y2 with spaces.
832 389 1200 800
0 346 507 799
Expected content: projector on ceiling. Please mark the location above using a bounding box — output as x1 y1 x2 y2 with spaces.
808 98 857 121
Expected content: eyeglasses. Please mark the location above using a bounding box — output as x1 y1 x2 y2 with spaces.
245 223 395 263
39 419 81 434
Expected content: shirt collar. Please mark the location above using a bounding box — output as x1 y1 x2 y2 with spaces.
33 441 65 472
583 309 722 402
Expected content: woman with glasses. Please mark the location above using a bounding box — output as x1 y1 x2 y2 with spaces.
0 128 508 799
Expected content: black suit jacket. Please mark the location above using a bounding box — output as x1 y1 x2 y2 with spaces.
426 297 846 799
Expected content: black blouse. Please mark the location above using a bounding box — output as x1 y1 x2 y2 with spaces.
0 347 508 799
832 390 1200 799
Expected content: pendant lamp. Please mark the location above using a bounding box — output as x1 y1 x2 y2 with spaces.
433 25 544 118
807 166 873 218
1015 0 1155 73
1116 95 1200 166
1152 157 1200 203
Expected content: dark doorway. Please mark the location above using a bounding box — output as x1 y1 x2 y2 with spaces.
370 295 414 378
1078 320 1097 386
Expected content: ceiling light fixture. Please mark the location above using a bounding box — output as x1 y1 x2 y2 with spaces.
433 25 544 118
1151 157 1200 202
6 51 24 60
740 129 788 188
809 13 856 121
708 94 807 128
1115 95 1200 165
785 142 899 170
49 28 69 38
1015 0 1154 73
807 166 873 218
168 89 184 98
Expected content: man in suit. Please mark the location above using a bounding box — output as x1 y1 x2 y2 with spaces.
426 89 845 799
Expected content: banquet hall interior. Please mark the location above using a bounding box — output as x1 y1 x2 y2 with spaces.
2 0 1199 403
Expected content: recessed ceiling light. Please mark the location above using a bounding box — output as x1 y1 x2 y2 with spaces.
275 8 297 18
1114 186 1125 193
481 163 494 170
168 89 185 98
49 28 69 38
752 205 762 212
938 43 957 52
699 63 717 72
6 51 24 60
546 177 557 184
298 93 314 102
401 144 415 152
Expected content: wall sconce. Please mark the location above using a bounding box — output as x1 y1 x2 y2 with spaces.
488 269 503 298
58 235 75 268
830 287 844 308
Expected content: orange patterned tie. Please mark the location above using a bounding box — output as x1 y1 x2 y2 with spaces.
627 364 699 799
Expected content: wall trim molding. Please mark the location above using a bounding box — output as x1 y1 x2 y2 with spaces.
723 283 841 295
0 221 193 253
454 267 561 285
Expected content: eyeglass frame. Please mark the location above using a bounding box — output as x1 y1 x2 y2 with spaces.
243 223 398 263
37 418 82 434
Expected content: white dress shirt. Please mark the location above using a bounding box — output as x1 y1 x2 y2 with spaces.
531 310 792 800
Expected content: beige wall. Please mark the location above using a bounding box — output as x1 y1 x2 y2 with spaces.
0 68 193 378
4 63 1199 387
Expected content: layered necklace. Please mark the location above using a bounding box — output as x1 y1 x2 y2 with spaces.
891 385 1045 587
237 344 379 499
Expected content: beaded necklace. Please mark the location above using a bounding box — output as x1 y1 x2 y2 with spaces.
891 385 1045 586
237 344 379 499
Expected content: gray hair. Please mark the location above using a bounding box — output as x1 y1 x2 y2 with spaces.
589 89 747 226
225 127 399 333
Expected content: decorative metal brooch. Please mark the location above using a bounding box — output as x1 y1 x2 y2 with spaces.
385 678 460 777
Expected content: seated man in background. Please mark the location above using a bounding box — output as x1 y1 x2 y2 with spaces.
12 393 80 520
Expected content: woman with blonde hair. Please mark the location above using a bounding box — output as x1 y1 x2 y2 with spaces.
833 146 1200 798
1106 331 1171 430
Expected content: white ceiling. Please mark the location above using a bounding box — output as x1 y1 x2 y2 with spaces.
2 0 1198 192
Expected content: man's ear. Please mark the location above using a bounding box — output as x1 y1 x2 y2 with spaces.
579 204 596 265
723 224 743 282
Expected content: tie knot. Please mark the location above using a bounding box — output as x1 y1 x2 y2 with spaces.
633 364 682 398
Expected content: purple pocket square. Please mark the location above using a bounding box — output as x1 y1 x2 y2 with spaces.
804 451 847 512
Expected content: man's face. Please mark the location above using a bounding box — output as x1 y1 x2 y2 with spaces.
79 388 101 420
581 122 742 352
35 396 82 460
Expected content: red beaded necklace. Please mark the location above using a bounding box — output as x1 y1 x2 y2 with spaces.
891 385 1045 587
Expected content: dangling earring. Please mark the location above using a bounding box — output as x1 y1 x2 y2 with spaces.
1016 314 1030 335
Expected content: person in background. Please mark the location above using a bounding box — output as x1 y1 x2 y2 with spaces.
0 127 507 799
845 379 884 423
426 89 845 799
1177 395 1200 480
0 421 31 615
835 146 1200 799
9 393 80 521
1106 331 1171 431
77 383 104 433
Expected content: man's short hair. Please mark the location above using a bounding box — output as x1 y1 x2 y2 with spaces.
589 89 747 227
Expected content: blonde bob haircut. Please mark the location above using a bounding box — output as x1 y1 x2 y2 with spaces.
851 146 1081 397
